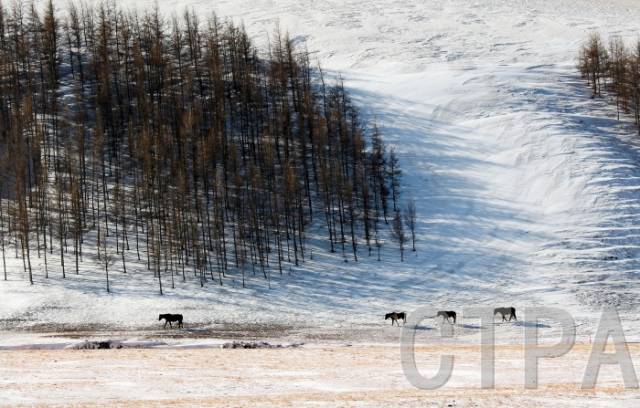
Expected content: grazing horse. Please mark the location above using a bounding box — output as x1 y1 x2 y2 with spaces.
385 312 406 326
437 310 457 324
159 313 184 329
494 307 517 322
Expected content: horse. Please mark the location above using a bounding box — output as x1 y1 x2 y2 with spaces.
494 307 517 322
159 313 184 329
437 310 457 324
385 312 406 326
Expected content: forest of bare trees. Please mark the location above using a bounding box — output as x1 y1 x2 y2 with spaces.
0 1 411 294
578 32 640 127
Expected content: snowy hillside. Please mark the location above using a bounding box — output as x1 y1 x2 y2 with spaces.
3 0 640 337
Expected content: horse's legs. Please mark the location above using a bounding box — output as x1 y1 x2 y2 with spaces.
163 320 167 329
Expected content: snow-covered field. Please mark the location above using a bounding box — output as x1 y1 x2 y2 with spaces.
3 0 640 405
1 342 639 407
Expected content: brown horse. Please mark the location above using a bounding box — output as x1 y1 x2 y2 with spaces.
385 312 406 326
437 310 457 324
159 314 184 328
494 307 517 322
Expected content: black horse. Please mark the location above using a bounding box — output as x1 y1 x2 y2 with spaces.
159 313 184 329
385 312 406 326
437 310 457 324
494 307 517 322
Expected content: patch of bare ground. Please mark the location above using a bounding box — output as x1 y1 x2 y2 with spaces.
27 323 305 341
36 323 417 343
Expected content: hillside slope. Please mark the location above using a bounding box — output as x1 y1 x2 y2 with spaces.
2 0 640 337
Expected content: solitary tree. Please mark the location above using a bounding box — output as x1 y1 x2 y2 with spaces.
404 199 417 252
391 210 406 262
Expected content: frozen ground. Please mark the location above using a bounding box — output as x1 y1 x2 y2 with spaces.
1 342 640 407
3 1 640 406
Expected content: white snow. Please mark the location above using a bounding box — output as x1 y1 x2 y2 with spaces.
1 343 639 407
4 3 640 405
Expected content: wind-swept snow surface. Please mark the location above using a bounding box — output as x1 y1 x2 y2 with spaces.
3 0 640 337
2 344 640 407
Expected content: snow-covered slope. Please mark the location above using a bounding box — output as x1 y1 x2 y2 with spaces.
3 0 640 337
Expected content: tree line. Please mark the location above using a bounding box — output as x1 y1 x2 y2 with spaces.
578 32 640 126
0 1 416 293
